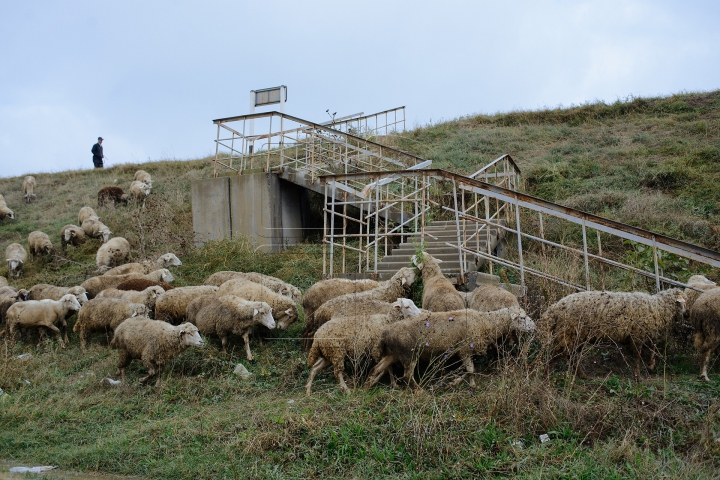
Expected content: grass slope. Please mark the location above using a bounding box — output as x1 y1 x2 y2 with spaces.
1 91 720 479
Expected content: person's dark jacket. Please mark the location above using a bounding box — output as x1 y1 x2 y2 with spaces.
92 143 103 161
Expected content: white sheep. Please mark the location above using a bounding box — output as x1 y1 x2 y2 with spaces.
81 268 175 298
60 224 86 250
28 284 89 305
82 218 112 243
464 284 520 312
95 286 165 313
204 271 301 303
0 194 14 220
684 275 718 312
5 243 27 278
302 278 379 325
73 297 148 351
28 231 54 258
305 298 422 395
111 317 205 386
78 206 100 225
129 180 152 207
365 303 535 389
1 294 81 347
412 253 464 312
540 289 687 378
103 253 182 276
186 294 275 360
689 288 720 381
0 287 29 325
23 176 36 203
154 285 219 324
134 170 152 185
217 279 298 329
96 237 131 272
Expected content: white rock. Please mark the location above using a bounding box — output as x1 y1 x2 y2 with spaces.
233 363 252 379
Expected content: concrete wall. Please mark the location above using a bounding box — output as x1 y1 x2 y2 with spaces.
191 177 231 247
192 173 308 252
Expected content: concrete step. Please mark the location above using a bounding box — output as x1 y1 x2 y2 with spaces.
391 243 489 256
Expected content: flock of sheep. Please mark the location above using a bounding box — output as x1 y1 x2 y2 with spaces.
2 169 720 391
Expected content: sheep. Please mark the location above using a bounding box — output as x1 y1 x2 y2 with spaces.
103 253 182 276
186 294 275 360
1 294 81 347
81 268 175 298
60 224 86 251
73 297 148 351
0 288 29 326
412 253 464 312
306 298 422 395
129 180 152 206
28 231 54 258
22 176 36 203
204 271 301 302
684 275 719 312
217 279 298 329
78 206 100 224
0 204 14 221
111 317 205 386
134 170 152 185
81 218 112 243
96 237 131 272
96 286 164 313
5 243 27 278
464 284 520 312
28 284 89 305
687 288 720 381
539 289 687 378
0 276 7 288
308 267 417 335
154 285 219 324
302 278 379 325
97 186 128 207
116 278 175 292
365 304 535 389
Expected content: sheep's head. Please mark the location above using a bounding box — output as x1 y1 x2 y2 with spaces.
177 323 205 348
159 269 175 283
69 287 89 305
64 228 74 242
275 305 298 330
393 298 422 318
145 286 164 299
687 275 716 286
252 302 275 329
17 289 29 301
100 228 112 243
394 267 417 288
61 294 82 312
509 308 535 333
8 259 23 273
130 304 148 317
159 253 182 268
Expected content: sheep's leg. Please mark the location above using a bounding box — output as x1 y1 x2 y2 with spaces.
449 355 475 388
139 363 157 384
700 348 713 382
79 329 88 352
60 321 69 346
364 355 395 390
305 357 331 395
242 331 253 361
403 359 419 389
115 350 131 379
333 362 351 394
45 324 65 348
648 347 657 373
630 342 643 379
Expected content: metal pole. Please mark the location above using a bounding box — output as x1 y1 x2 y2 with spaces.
266 115 272 172
374 181 380 272
485 196 492 275
653 235 661 292
342 191 347 274
452 180 464 278
582 219 591 290
514 193 525 289
597 230 605 290
329 182 337 276
538 212 546 256
322 183 328 276
229 132 235 171
358 201 364 273
213 123 221 178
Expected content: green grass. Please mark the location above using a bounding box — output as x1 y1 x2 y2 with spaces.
2 90 720 478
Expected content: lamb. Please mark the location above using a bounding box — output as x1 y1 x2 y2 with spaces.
1 294 81 347
464 284 519 312
81 218 112 243
28 231 54 258
365 304 535 389
217 279 298 329
539 289 687 378
103 253 182 276
412 253 464 312
73 297 148 351
116 278 175 292
78 206 100 224
204 271 301 302
96 286 164 313
60 224 86 250
96 237 131 272
186 294 275 359
134 170 152 185
5 243 27 278
154 285 219 324
687 288 720 381
129 180 152 206
97 186 128 207
81 268 175 298
308 267 417 335
111 317 205 386
305 298 422 395
302 278 379 325
23 176 36 203
28 284 89 305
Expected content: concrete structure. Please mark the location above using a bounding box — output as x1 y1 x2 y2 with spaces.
192 173 309 252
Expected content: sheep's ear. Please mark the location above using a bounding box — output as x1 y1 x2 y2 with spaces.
253 309 259 316
511 313 518 319
18 259 24 265
402 278 407 286
411 255 418 266
393 304 401 311
435 258 443 263
677 297 686 304
132 311 138 317
285 308 292 315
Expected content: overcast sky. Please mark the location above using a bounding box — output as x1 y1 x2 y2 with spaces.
1 0 718 178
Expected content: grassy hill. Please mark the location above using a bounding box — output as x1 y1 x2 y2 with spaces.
1 90 720 479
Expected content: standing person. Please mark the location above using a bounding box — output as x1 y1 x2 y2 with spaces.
91 137 104 168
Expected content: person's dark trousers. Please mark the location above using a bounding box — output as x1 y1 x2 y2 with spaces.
93 159 104 168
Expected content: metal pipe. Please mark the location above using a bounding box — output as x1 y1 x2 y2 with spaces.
514 193 525 289
329 182 337 276
582 219 590 290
